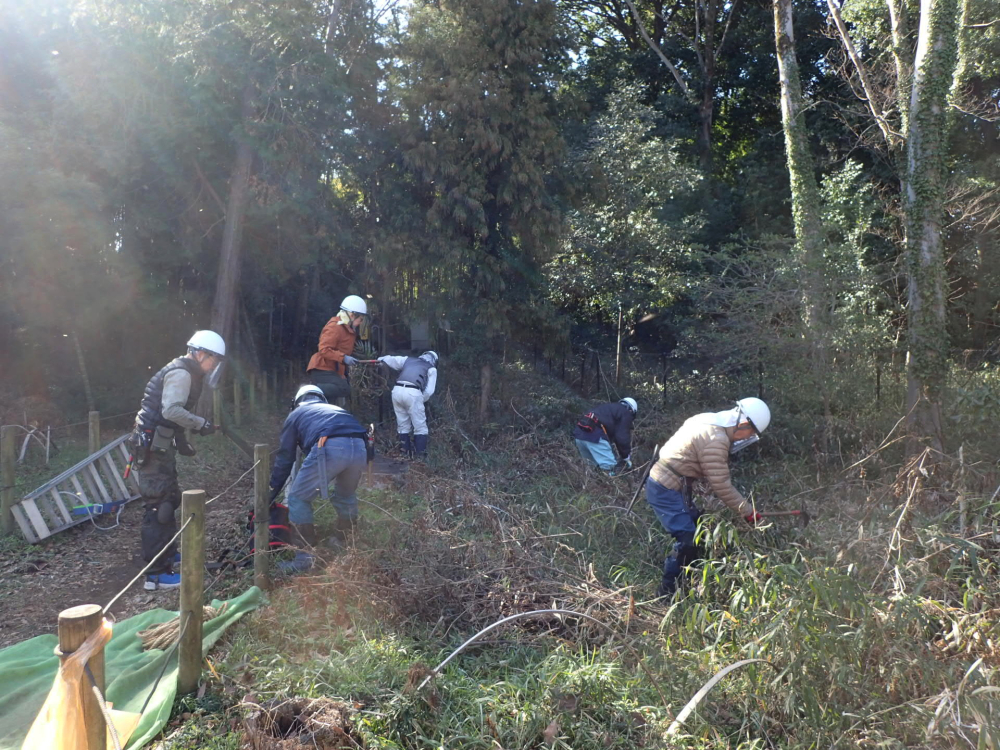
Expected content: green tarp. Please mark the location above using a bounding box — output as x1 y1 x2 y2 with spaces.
0 586 263 750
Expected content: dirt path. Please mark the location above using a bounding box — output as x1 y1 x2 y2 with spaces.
0 431 409 649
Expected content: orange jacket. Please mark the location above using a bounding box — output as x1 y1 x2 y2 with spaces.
306 317 357 377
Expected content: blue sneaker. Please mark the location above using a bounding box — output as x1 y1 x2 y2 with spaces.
144 572 181 591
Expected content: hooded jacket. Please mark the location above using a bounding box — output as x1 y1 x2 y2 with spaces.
650 414 749 516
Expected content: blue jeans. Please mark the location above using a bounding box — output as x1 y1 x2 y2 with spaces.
286 437 366 525
645 477 702 593
575 437 617 471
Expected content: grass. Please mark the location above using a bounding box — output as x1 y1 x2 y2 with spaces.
137 361 1000 749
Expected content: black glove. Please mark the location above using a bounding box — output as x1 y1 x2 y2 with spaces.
174 432 196 457
198 420 217 436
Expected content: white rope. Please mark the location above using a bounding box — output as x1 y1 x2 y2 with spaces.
103 515 194 614
205 460 259 505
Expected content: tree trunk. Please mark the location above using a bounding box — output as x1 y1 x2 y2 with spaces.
887 0 912 134
697 93 714 172
903 0 960 455
70 329 95 412
479 363 492 423
772 0 833 454
209 81 256 345
970 232 993 350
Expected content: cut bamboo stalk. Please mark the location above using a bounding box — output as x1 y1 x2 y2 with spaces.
254 444 272 591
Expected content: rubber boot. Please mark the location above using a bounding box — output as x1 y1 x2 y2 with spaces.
399 433 412 458
413 434 428 460
278 523 317 573
325 516 358 550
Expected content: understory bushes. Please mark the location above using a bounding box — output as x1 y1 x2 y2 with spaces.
187 360 1000 749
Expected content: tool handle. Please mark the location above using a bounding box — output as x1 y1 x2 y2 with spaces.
625 443 659 513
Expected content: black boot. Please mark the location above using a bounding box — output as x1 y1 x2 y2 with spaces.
656 578 676 599
325 516 358 550
413 434 428 460
278 523 317 573
398 433 412 458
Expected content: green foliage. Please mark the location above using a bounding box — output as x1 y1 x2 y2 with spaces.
388 0 570 342
547 84 704 326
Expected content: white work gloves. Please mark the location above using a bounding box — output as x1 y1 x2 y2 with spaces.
343 355 358 366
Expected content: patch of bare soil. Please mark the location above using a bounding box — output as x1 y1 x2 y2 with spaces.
242 696 359 749
0 428 409 649
0 435 263 647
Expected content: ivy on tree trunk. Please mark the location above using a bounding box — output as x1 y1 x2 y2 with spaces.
903 0 960 455
772 0 833 454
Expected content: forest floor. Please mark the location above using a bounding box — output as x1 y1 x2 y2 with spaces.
0 413 408 649
5 362 1000 749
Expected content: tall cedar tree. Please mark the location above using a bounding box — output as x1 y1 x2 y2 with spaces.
396 0 569 344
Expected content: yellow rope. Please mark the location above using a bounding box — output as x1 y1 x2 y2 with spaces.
136 603 228 651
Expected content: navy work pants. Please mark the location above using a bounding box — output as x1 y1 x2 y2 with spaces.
645 476 702 594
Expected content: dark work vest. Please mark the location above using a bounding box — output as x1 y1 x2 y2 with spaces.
397 357 433 390
135 357 204 432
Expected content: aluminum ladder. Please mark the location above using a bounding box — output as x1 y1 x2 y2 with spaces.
12 434 140 542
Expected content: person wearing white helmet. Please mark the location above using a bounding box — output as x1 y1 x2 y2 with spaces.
268 385 369 572
376 351 439 459
572 398 638 476
646 397 771 598
306 294 370 403
129 330 226 591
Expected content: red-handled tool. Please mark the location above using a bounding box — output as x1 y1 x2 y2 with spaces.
758 509 811 527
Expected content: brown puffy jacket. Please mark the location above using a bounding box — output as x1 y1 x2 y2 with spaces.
306 317 357 377
649 416 749 516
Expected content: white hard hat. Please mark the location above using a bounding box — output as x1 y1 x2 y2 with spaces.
340 295 368 315
620 397 637 414
187 330 226 357
737 397 770 433
294 384 327 407
421 351 439 365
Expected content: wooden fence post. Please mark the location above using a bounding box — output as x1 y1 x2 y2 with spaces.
178 489 206 695
234 379 242 427
58 604 106 750
249 373 257 416
1 425 16 534
88 411 101 454
254 444 272 591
